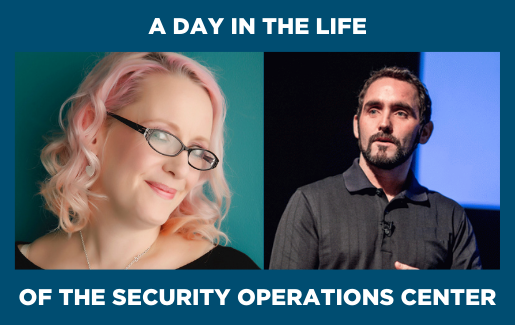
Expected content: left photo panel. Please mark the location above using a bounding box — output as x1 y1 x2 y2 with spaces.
15 52 264 269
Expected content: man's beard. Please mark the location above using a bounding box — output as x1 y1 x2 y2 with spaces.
359 131 420 170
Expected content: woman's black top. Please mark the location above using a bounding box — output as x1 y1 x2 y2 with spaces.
15 242 260 270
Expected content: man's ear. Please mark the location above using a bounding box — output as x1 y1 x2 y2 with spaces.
419 121 434 144
353 115 359 139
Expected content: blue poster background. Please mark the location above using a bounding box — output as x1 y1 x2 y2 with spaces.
2 0 507 324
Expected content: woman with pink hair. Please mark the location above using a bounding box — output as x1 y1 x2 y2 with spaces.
15 52 258 269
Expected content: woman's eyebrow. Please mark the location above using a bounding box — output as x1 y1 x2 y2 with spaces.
139 118 180 132
189 135 211 147
142 118 211 145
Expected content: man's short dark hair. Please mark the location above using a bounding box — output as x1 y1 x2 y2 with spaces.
357 67 432 125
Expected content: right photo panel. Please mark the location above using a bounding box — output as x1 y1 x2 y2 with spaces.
265 52 500 270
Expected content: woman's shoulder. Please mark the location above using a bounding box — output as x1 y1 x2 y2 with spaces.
179 245 260 270
15 241 41 269
16 231 76 269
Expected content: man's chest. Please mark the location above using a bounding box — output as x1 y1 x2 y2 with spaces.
313 194 451 269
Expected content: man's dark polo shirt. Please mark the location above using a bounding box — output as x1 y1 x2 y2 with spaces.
270 159 482 269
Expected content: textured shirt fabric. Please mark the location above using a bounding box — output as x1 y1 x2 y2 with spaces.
270 159 482 270
15 242 260 270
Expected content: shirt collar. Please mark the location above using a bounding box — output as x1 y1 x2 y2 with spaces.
343 158 428 203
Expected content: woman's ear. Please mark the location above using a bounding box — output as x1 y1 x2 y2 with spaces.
82 106 105 156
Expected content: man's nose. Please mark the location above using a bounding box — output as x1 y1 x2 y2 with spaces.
378 113 393 133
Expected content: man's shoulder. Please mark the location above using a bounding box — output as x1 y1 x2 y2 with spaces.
287 174 348 218
297 174 346 196
425 189 466 214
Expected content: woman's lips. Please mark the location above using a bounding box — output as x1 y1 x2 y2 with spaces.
146 181 177 200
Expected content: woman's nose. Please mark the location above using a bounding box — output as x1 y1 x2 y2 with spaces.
164 151 190 179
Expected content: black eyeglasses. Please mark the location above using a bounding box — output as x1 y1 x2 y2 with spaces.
107 112 219 171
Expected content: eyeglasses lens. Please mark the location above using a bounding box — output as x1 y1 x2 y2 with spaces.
189 150 216 170
149 130 183 155
148 130 216 170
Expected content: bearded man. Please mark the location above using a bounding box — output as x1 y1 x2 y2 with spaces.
269 67 481 269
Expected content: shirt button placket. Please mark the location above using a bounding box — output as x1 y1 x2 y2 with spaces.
383 210 390 235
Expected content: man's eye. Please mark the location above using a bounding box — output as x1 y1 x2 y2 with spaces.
397 111 408 117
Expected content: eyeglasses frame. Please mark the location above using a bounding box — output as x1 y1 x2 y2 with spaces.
106 112 219 171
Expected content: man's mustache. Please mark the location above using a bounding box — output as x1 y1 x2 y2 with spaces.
368 132 401 146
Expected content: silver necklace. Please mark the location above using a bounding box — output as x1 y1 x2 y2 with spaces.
79 230 155 270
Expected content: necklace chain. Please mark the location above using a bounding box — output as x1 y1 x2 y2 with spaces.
79 230 91 269
79 230 154 270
